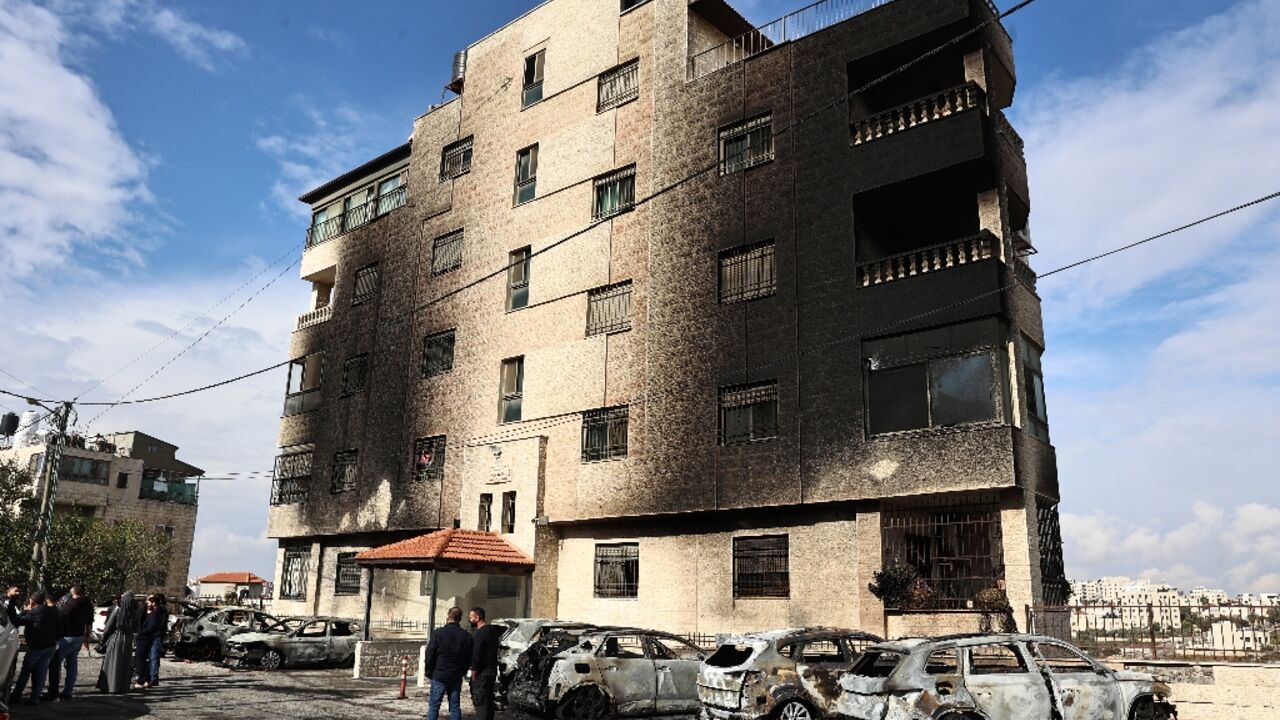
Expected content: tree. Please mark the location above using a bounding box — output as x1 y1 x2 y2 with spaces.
0 459 171 601
869 561 925 609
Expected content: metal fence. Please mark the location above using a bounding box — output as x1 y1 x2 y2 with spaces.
1027 603 1280 663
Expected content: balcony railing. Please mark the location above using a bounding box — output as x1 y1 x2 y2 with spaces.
295 304 332 331
139 476 199 505
852 82 985 146
271 476 310 505
858 231 996 287
688 0 892 81
305 185 408 249
282 389 321 417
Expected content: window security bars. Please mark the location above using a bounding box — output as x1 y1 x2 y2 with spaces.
733 535 789 598
500 357 524 422
330 450 359 494
432 230 464 275
594 543 639 598
593 165 636 220
507 248 530 310
515 145 538 205
586 281 633 335
281 547 309 600
271 449 312 505
501 491 516 534
335 552 361 595
719 115 773 174
719 241 776 303
440 136 473 181
478 493 493 532
582 406 629 462
352 264 379 305
881 504 1004 609
1037 502 1070 606
341 355 368 396
719 381 778 444
423 330 456 377
412 436 446 483
598 60 639 112
522 51 545 107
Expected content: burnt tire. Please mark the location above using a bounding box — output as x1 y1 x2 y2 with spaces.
260 649 284 671
557 686 610 720
193 640 220 662
776 700 813 720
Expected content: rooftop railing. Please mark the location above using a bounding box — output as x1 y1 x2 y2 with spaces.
858 230 996 287
851 82 985 146
305 185 408 249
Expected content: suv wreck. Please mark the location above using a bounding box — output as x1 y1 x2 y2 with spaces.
699 628 882 720
170 606 281 661
836 634 1176 720
224 617 360 670
498 620 598 706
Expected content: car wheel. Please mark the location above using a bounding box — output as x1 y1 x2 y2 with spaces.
193 640 220 662
777 700 813 720
260 649 284 671
557 686 610 720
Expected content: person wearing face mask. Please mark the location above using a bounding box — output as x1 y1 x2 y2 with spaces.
468 607 501 720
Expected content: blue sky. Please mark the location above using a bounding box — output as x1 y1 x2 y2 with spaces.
1 0 1277 593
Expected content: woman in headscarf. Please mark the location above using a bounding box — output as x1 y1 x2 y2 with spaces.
97 592 140 693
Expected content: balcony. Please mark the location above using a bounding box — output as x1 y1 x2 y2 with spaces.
858 230 995 287
295 304 332 331
852 82 984 146
270 476 309 505
305 185 408 249
282 389 321 417
139 474 199 505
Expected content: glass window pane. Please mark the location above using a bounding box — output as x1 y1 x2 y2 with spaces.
867 364 928 434
929 354 997 427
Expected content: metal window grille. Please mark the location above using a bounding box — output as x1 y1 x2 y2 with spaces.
412 436 446 483
581 406 629 462
719 381 778 444
341 354 368 396
507 248 530 310
598 60 639 112
271 448 312 505
514 146 538 204
733 535 789 598
439 136 473 181
335 552 361 595
586 281 632 335
352 264 379 305
432 230 464 275
593 165 636 220
501 491 517 534
1037 502 1070 606
594 543 639 598
719 115 773 174
719 241 776 303
330 450 359 494
500 356 524 422
478 493 493 532
881 503 1004 609
422 330 456 377
281 546 309 600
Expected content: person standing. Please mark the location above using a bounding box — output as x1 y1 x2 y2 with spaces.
96 592 139 694
6 590 61 706
468 607 502 720
51 585 92 700
40 592 65 701
424 607 473 720
133 594 167 689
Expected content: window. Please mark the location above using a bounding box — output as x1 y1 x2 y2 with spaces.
376 174 404 216
1032 643 1096 674
733 535 789 598
342 354 368 396
581 406 628 462
116 472 129 489
420 570 434 597
281 546 309 600
298 620 328 638
522 51 545 107
593 165 636 220
432 229 464 275
594 543 639 598
719 241 776 303
344 187 373 229
330 450 358 493
154 525 175 540
423 330 456 377
881 503 1004 609
719 381 778 444
501 491 517 534
620 0 646 11
586 281 632 335
352 263 379 305
1020 336 1049 442
719 114 773 174
60 456 110 485
412 435 446 482
852 651 905 678
507 247 530 310
603 635 647 658
925 648 959 675
478 493 493 532
649 636 704 661
271 446 312 505
487 575 520 599
439 136 473 181
598 59 639 112
799 640 846 663
866 352 1000 436
970 644 1028 675
286 354 322 395
335 552 361 595
514 145 538 205
499 357 524 423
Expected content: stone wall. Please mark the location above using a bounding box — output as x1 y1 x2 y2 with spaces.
353 640 425 680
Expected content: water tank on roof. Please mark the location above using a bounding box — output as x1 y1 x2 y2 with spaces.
448 49 467 93
15 410 40 448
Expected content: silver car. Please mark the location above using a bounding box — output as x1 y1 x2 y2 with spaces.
498 620 598 705
836 634 1176 720
171 606 281 661
509 629 708 719
224 617 361 670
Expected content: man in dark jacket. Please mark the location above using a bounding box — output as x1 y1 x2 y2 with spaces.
50 585 92 700
6 590 62 706
468 607 502 720
424 607 473 720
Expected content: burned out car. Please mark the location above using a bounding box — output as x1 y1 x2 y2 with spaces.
836 634 1176 720
699 628 883 720
171 606 281 661
224 617 361 670
509 628 707 719
498 620 599 705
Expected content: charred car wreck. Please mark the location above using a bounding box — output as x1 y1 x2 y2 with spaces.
835 634 1176 720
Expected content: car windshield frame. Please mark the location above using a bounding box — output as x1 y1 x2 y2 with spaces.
850 649 907 678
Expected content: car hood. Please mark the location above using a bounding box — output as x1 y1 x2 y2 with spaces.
226 632 279 645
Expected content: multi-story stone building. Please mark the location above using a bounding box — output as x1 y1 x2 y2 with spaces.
268 0 1063 634
1 430 203 598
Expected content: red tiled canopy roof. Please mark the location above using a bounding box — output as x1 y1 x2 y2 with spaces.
355 529 535 573
198 572 267 585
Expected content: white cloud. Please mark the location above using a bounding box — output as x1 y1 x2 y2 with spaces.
47 0 246 72
191 523 276 581
146 6 246 72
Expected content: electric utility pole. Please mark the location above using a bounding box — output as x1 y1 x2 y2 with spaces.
28 400 72 591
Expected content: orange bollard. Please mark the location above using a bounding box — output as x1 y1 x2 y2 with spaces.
398 654 409 700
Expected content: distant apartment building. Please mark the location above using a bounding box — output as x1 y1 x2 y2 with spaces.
1068 577 1182 631
267 0 1062 633
0 430 203 598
